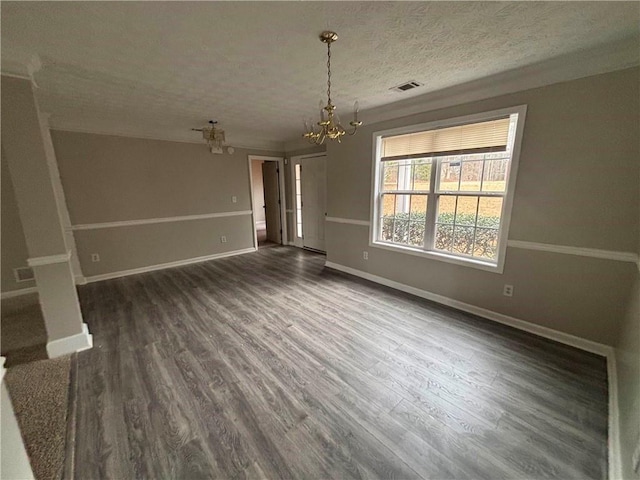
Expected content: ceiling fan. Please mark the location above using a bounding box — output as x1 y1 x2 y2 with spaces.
191 120 234 154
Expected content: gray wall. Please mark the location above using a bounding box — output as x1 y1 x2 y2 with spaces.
1 148 34 293
51 130 283 277
325 67 639 346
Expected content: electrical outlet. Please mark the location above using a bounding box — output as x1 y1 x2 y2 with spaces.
363 251 369 260
503 284 514 297
231 196 237 203
91 253 100 263
220 236 227 243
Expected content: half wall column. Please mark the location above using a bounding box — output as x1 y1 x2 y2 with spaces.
1 75 91 357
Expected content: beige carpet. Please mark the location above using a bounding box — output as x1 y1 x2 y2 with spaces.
4 356 71 480
2 294 72 480
1 294 48 367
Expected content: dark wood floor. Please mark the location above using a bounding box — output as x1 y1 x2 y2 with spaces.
71 246 608 479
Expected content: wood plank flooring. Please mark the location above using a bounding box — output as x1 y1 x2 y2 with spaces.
71 246 608 479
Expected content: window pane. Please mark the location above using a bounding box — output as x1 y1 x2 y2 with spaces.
482 159 508 192
408 222 425 247
382 194 397 217
455 196 479 226
393 217 409 244
383 161 399 191
453 226 474 255
473 228 499 259
398 160 413 190
438 158 461 191
437 195 456 224
460 160 483 191
477 197 503 229
380 194 426 247
380 216 394 242
435 224 453 251
409 195 427 222
412 159 432 191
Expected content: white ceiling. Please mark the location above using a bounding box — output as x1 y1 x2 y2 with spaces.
2 1 639 150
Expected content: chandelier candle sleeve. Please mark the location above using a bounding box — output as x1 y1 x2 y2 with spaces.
303 31 363 145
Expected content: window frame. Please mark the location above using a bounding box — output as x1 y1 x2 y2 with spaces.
369 105 527 274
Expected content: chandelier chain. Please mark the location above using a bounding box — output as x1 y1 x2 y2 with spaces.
302 31 362 145
326 41 332 105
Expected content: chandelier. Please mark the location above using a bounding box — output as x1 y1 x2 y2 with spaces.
192 120 228 154
303 31 362 145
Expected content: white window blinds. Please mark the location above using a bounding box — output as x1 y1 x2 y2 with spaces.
381 117 511 161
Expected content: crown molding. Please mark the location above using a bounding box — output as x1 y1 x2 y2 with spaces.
1 54 42 87
284 35 639 144
47 120 285 153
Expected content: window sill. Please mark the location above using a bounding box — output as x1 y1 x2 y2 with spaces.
369 240 504 274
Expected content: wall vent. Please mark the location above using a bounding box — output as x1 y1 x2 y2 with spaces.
391 81 423 92
14 266 35 283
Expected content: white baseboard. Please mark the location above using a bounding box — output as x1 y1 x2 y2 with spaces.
75 275 87 285
84 247 257 283
46 323 93 358
325 260 621 479
325 261 612 356
0 287 38 300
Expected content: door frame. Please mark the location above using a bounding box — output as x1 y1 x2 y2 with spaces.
289 152 327 249
247 155 287 249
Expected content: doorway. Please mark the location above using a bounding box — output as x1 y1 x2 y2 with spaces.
248 155 287 249
290 153 327 252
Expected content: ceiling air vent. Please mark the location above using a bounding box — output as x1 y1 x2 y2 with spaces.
391 81 423 92
14 266 35 283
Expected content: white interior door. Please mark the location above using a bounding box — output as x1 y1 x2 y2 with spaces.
301 155 327 252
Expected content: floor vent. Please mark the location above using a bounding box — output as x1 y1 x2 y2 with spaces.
14 266 35 283
391 81 423 92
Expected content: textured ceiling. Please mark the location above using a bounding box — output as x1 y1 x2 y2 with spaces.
2 1 639 149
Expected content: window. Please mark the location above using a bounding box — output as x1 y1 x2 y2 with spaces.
295 164 303 238
371 106 526 272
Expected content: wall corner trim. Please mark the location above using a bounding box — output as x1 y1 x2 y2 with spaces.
607 351 622 480
27 251 72 267
0 357 6 383
84 247 257 283
0 287 38 300
46 323 93 358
